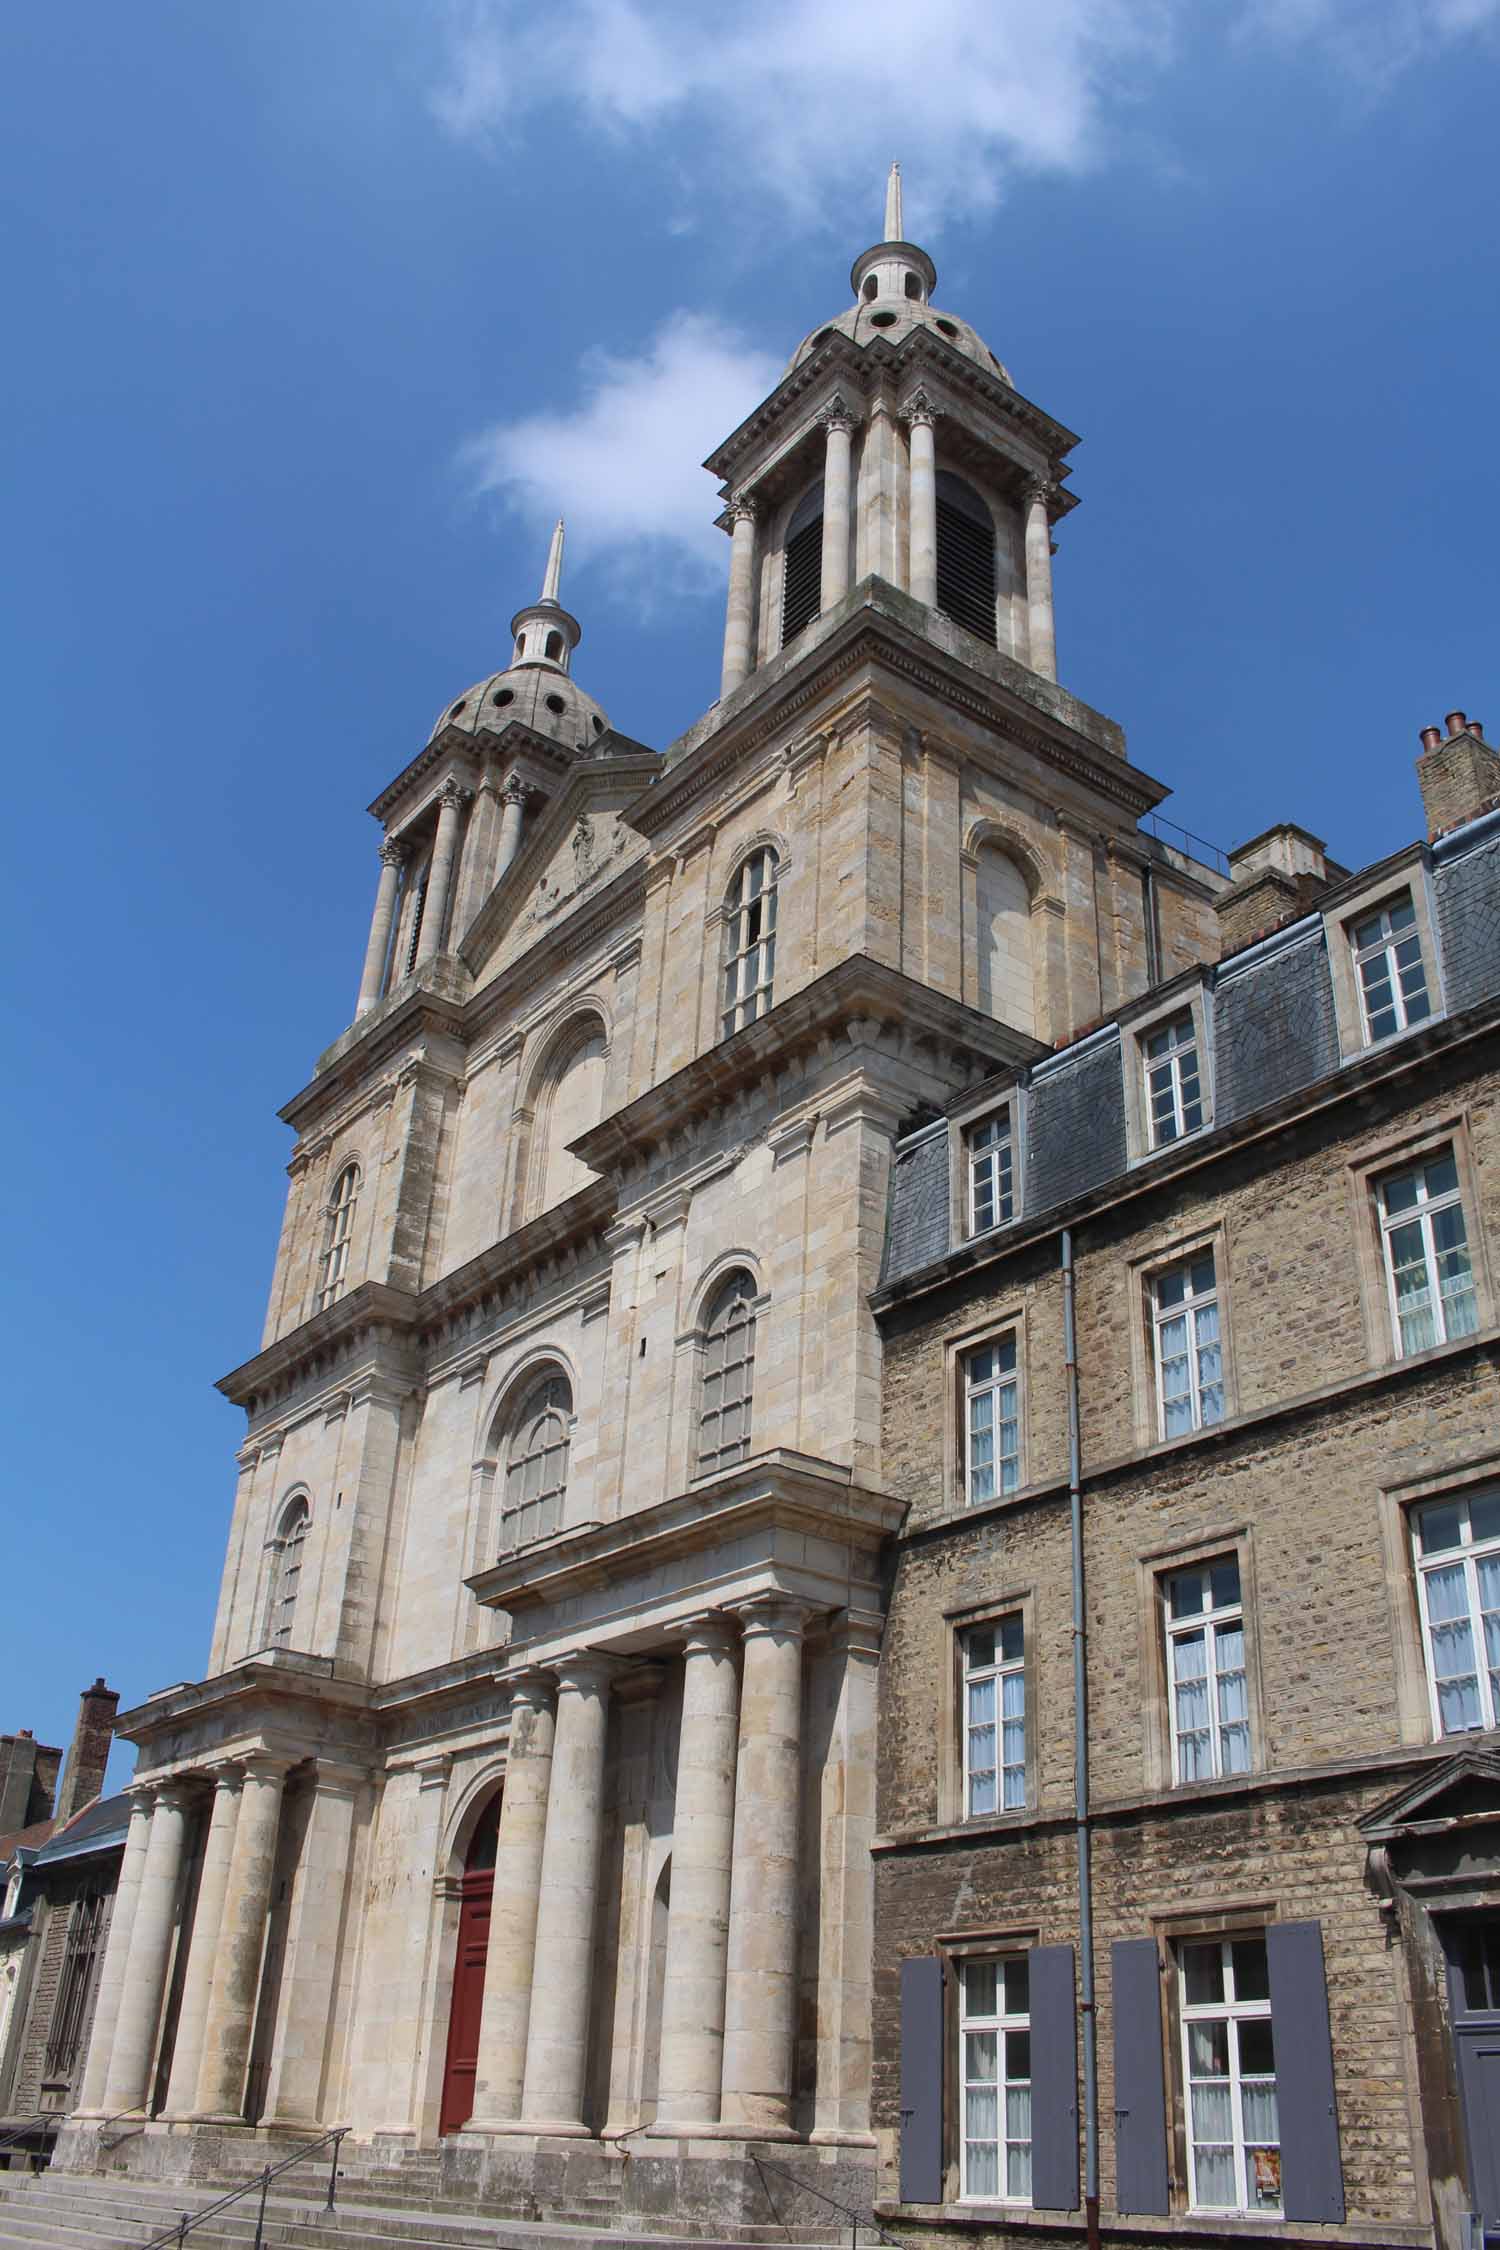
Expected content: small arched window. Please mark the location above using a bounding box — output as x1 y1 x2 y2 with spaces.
722 849 779 1036
781 482 824 647
503 1372 572 1551
935 472 998 646
270 1498 309 1647
544 630 564 661
698 1271 758 1474
317 1163 360 1311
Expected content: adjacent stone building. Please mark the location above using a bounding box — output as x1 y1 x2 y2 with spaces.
872 722 1500 2250
47 163 1495 2250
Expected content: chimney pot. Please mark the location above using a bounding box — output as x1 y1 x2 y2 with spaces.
1420 726 1443 751
1471 720 1484 741
1446 710 1468 737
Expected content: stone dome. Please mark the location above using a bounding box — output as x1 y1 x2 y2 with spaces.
788 297 1011 385
430 661 610 752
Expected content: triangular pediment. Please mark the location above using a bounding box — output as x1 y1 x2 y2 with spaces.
460 752 658 988
1360 1746 1500 1841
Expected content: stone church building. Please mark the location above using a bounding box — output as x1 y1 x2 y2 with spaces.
41 170 1493 2250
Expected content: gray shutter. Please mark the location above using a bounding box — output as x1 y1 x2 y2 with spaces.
1112 1938 1170 2215
1028 1943 1079 2212
1266 1920 1345 2223
899 1956 945 2204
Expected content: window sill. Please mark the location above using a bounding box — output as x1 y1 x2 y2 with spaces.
1343 1013 1446 1066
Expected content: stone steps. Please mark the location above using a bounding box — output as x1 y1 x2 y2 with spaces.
0 2172 850 2250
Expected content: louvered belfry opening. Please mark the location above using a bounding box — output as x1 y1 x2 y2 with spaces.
936 471 998 645
781 479 824 647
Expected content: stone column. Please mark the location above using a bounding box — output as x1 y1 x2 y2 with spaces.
1024 477 1058 682
818 397 857 612
493 777 529 885
720 498 759 700
415 781 467 967
356 839 406 1018
193 1754 290 2120
162 1765 243 2117
261 1761 365 2127
519 1654 616 2135
75 1786 154 2115
721 1597 811 2136
811 1612 882 2143
653 1616 741 2132
904 391 939 607
467 1674 557 2130
101 1780 193 2116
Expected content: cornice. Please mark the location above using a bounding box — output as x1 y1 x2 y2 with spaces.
115 1653 373 1748
571 954 1040 1180
367 718 649 827
216 1281 421 1413
631 579 1159 844
468 1449 905 1615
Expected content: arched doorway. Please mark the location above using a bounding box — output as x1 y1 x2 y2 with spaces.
439 1791 500 2135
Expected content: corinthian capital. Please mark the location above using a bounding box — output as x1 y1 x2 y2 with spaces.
379 837 408 869
899 386 938 430
816 391 858 436
727 491 759 527
438 779 470 814
1023 476 1060 514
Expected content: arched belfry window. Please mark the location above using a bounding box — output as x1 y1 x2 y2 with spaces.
269 1498 310 1647
975 843 1036 1035
698 1271 758 1474
317 1162 360 1311
935 472 998 646
503 1371 572 1551
781 481 824 647
722 849 779 1035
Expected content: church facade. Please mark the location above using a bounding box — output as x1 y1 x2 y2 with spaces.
60 175 1252 2223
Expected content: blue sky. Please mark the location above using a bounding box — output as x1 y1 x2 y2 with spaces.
4 1 1496 1793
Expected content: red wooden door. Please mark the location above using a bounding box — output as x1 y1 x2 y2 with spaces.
439 1794 500 2135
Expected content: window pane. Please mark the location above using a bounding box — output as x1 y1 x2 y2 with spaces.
1192 2145 1237 2208
1230 1937 1268 2001
966 2135 1000 2198
964 1959 998 2014
966 2030 998 2082
966 1624 995 1670
1470 1492 1500 1544
1184 1945 1224 2008
1170 1568 1206 1619
999 1614 1024 1664
1210 1557 1241 1608
1004 1955 1030 2015
1418 1502 1464 1556
1237 2018 1275 2075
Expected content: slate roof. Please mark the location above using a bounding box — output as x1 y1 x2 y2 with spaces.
30 1792 131 1866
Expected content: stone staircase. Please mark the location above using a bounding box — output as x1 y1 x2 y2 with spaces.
0 2165 854 2250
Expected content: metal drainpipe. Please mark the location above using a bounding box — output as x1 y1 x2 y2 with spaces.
1142 863 1162 987
1062 1226 1101 2250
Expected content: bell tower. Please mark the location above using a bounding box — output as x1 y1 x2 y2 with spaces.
709 164 1076 700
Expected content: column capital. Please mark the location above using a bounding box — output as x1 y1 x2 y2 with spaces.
726 491 759 526
500 773 531 808
817 391 859 436
304 1756 368 1795
378 836 408 869
503 1667 557 1718
674 1610 739 1658
203 1759 246 1791
900 386 939 430
1023 475 1060 514
827 1606 885 1662
437 779 471 813
123 1778 159 1812
728 1591 821 1643
240 1751 296 1785
553 1650 625 1697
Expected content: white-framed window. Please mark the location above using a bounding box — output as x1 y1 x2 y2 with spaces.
964 1334 1021 1504
270 1498 309 1647
963 1617 1026 1815
317 1162 360 1312
1378 1149 1478 1356
502 1372 572 1552
1143 1012 1205 1149
959 1955 1032 2204
967 1111 1014 1236
1352 891 1432 1045
1151 1252 1224 1439
1413 1488 1500 1736
1179 1935 1280 2215
1165 1557 1250 1782
722 850 779 1036
698 1270 758 1473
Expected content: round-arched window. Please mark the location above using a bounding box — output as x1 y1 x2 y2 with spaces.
502 1372 573 1551
270 1498 310 1647
698 1272 758 1474
722 849 779 1036
317 1163 360 1312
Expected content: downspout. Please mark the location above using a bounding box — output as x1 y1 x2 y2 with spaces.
1142 864 1162 987
1062 1226 1101 2250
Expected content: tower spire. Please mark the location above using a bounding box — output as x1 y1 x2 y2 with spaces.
884 162 902 243
542 517 565 604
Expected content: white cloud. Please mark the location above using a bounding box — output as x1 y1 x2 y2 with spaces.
459 311 780 609
1240 0 1500 81
430 0 1176 232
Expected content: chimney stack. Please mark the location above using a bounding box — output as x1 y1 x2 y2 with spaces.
1215 822 1345 956
1416 709 1500 840
53 1679 120 1826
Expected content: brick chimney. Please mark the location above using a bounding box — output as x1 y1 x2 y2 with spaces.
0 1729 61 1837
1416 711 1500 840
53 1679 120 1825
1216 823 1346 956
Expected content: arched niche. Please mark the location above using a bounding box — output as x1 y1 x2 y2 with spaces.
968 832 1041 1037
